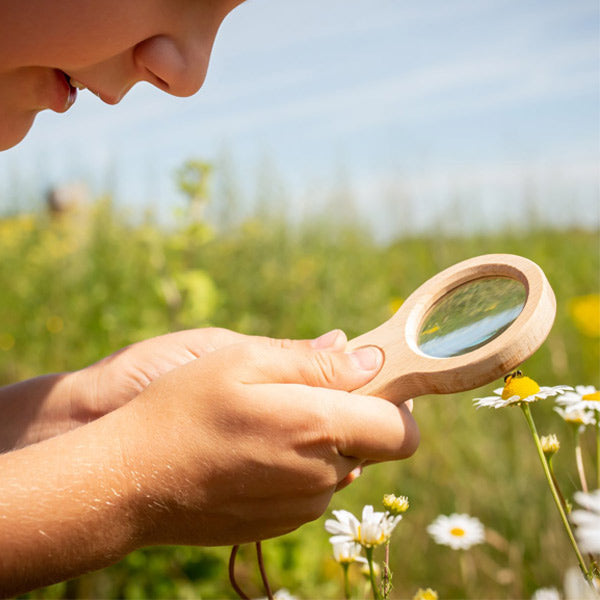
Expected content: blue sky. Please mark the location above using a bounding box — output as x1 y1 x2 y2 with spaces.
1 0 598 237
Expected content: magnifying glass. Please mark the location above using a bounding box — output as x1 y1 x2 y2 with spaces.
348 253 556 404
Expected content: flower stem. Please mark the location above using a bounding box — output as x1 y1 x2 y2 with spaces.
595 418 600 490
459 551 470 597
365 547 382 600
342 563 351 600
382 541 391 599
548 457 569 513
521 404 591 580
574 427 590 493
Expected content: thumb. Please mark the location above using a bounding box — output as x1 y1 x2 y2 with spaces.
234 341 384 392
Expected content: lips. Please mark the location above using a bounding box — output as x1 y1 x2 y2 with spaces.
48 70 77 113
63 73 77 109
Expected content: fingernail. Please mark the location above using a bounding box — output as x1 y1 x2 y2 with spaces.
349 466 362 482
349 346 383 371
311 329 342 349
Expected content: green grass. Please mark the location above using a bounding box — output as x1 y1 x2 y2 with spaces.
2 195 598 599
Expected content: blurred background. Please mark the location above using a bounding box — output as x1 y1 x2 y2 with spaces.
1 0 598 598
1 0 598 236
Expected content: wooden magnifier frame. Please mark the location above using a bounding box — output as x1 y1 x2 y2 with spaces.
348 254 556 404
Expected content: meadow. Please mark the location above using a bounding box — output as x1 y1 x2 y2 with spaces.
1 177 599 599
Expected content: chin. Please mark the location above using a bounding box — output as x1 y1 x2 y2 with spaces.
0 113 36 151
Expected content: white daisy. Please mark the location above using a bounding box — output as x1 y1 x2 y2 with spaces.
331 540 366 565
531 587 561 600
570 489 600 554
257 590 298 600
325 505 402 548
473 373 571 409
273 590 298 600
554 405 596 427
557 385 600 412
427 513 485 550
540 434 560 457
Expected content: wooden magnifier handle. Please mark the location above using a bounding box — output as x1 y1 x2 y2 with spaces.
347 254 556 404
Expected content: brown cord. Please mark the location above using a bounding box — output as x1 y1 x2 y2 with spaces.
228 545 250 600
256 541 274 600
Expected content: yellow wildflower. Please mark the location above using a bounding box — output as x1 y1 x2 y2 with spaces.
569 294 600 337
382 494 409 516
413 588 438 600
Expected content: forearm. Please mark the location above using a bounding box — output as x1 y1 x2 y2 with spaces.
0 370 94 452
0 407 141 596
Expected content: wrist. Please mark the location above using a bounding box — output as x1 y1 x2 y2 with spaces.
115 397 174 548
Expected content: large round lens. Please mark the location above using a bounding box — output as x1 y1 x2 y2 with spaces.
417 277 526 358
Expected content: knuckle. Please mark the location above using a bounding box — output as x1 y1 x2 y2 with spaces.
267 337 295 350
312 351 338 387
280 338 295 350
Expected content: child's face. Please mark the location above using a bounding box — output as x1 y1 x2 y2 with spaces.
0 0 245 150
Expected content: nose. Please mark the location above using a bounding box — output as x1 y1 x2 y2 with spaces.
133 32 216 98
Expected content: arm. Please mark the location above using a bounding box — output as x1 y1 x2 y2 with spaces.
1 334 419 596
0 406 141 596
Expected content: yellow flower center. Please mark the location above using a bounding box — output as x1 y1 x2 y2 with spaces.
583 392 600 401
502 376 540 400
450 527 466 537
564 411 587 424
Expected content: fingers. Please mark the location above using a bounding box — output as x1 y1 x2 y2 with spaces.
327 392 420 463
207 337 414 462
162 327 349 356
233 341 383 392
335 466 363 492
180 327 250 352
252 381 419 464
239 328 349 353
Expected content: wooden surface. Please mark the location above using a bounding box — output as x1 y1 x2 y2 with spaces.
348 254 556 404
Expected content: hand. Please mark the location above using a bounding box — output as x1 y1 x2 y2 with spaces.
119 334 420 547
0 330 418 595
0 327 344 450
74 328 256 419
74 327 348 420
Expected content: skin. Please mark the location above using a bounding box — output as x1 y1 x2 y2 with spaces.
1 330 419 595
0 0 245 149
0 1 420 595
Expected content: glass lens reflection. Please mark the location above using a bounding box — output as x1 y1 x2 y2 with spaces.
417 277 526 358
